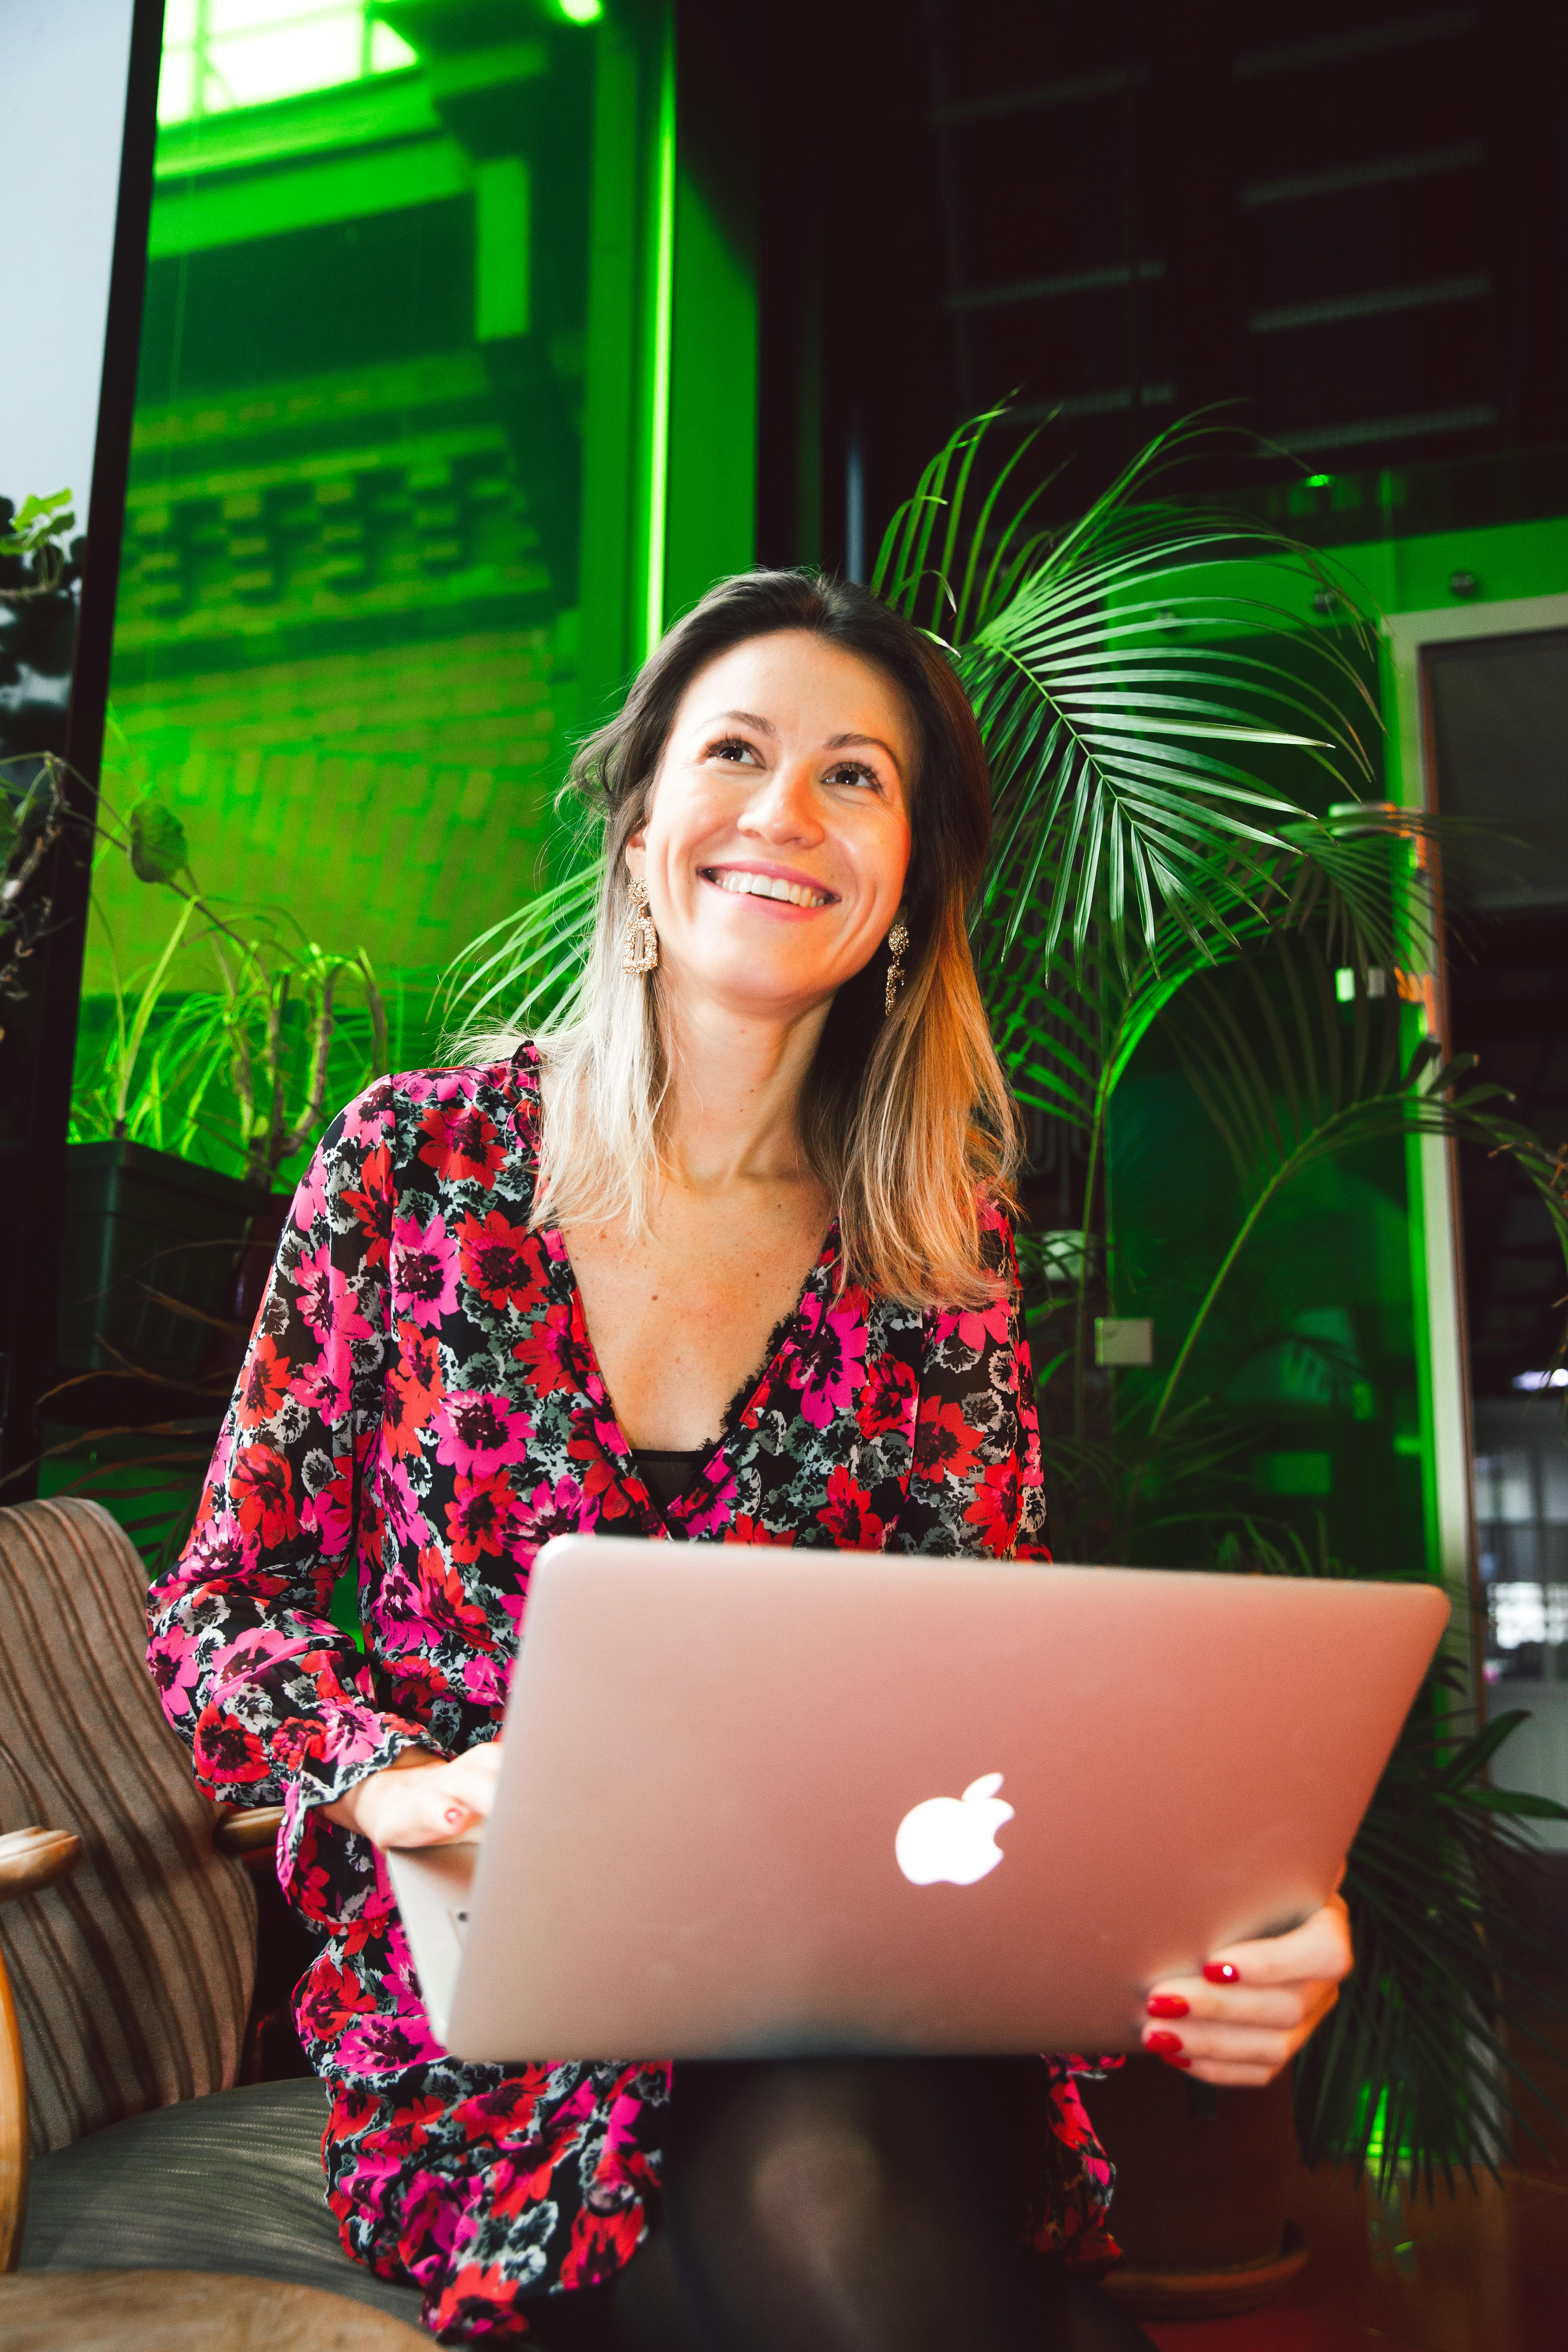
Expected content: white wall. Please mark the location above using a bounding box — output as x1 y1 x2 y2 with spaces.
0 0 138 524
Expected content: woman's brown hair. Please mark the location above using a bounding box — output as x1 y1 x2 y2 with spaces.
486 569 1021 1306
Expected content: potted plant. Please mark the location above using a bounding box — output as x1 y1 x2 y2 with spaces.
453 410 1568 2308
60 790 387 1387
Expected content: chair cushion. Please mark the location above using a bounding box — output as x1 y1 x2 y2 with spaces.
20 2077 426 2329
0 1498 257 2152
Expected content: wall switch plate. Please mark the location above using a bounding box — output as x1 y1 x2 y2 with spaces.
1095 1316 1153 1367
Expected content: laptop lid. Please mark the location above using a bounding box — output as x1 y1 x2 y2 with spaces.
391 1537 1447 2062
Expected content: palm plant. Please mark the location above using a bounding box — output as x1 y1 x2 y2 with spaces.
447 408 1568 2190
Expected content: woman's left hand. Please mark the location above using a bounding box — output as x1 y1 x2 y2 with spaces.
1140 1892 1353 2087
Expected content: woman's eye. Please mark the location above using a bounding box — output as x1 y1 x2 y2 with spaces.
707 736 760 765
824 760 879 790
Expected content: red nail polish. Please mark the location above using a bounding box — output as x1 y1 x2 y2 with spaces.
1160 2054 1193 2070
1203 1961 1241 1985
444 1807 463 1826
1147 1995 1190 2018
1145 2030 1185 2055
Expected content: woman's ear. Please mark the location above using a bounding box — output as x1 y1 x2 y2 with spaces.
624 828 647 877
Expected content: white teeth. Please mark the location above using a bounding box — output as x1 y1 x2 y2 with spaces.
708 869 831 908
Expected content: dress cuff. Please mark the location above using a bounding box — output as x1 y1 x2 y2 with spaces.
272 1702 442 1924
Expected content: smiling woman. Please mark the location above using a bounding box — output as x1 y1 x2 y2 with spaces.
498 570 1021 1316
146 566 1348 2352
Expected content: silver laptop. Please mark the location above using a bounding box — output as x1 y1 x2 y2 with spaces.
388 1535 1448 2061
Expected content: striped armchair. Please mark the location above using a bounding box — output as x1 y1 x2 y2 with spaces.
0 1498 427 2343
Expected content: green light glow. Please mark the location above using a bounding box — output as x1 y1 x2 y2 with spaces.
158 2 417 127
644 10 676 658
557 0 604 21
1306 472 1333 489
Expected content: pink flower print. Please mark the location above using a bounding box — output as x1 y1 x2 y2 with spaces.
292 1152 327 1234
291 1350 352 1425
304 1457 356 1554
792 1291 869 1430
391 1211 459 1328
294 1242 374 1348
513 1472 592 1550
946 1292 1013 1364
434 1389 528 1477
378 1454 430 1548
183 1505 254 1581
461 1651 505 1708
147 1628 201 1719
340 1076 396 1143
675 1459 737 1537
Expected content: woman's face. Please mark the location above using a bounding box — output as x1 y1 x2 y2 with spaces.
627 630 915 1024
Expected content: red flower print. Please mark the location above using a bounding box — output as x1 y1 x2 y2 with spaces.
434 1389 528 1477
391 1210 460 1327
340 1143 394 1265
193 1701 270 1785
560 2204 644 2290
416 1545 494 1643
724 1515 796 1546
297 1954 379 2040
859 1352 918 1439
457 1207 542 1313
511 1300 586 1396
569 1440 635 1522
236 1332 291 1429
385 1323 444 1458
914 1395 983 1484
445 1470 516 1564
817 1465 886 1549
418 1099 506 1186
963 1457 1020 1550
231 1443 297 1544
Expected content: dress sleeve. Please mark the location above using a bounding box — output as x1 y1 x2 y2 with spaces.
146 1079 439 1924
891 1207 1051 1560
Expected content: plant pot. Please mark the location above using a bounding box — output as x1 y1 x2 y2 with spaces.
59 1140 272 1383
1080 2056 1307 2319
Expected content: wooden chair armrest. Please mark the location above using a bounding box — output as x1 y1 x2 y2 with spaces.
0 1828 82 1907
212 1805 285 1858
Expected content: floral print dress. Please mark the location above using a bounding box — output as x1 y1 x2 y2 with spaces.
146 1048 1120 2341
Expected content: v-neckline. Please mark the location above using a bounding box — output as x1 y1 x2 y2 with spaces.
505 1041 838 1524
554 1218 841 1525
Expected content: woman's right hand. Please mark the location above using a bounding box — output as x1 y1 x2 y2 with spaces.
319 1741 502 1851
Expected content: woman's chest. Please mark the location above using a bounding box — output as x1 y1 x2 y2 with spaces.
562 1187 833 1451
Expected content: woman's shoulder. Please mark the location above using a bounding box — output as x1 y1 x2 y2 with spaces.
318 1046 541 1169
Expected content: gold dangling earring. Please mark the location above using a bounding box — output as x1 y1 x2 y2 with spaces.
884 916 909 1016
622 875 659 975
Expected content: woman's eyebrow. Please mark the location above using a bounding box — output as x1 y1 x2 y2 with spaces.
827 731 905 780
702 707 777 735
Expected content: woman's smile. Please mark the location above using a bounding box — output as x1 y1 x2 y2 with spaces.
699 860 840 913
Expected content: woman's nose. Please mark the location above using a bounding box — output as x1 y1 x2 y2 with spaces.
738 758 826 845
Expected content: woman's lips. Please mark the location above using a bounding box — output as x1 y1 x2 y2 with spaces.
699 865 836 911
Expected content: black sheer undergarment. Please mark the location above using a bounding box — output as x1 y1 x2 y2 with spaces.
530 2056 1155 2352
634 1450 705 1516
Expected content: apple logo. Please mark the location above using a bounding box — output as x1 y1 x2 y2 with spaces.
895 1772 1014 1886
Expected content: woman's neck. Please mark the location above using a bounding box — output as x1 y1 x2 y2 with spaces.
659 989 830 1192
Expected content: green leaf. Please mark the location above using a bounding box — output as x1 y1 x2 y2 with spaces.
128 794 192 886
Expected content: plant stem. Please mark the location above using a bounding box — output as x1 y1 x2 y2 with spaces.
1072 1093 1106 1441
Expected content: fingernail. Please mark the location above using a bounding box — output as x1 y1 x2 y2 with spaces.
1145 2030 1185 2054
1203 1961 1241 1985
1160 2054 1193 2071
444 1807 464 1826
1147 1995 1190 2018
